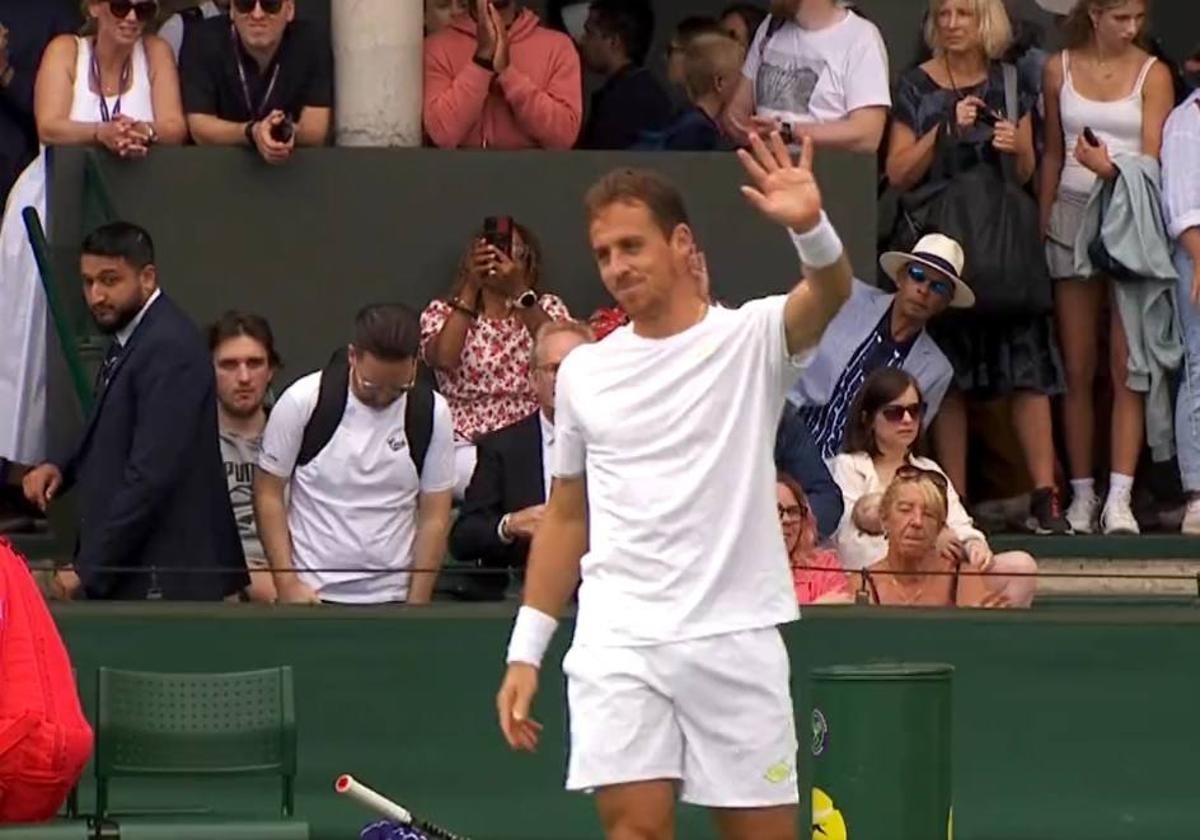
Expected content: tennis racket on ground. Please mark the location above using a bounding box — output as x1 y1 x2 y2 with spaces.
336 774 471 840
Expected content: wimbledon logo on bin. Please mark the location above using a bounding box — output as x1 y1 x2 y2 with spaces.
812 787 847 840
811 708 828 757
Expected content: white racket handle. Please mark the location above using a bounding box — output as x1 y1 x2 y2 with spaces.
335 774 414 824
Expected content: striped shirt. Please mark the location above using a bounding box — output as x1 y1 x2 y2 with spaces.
1162 90 1200 242
799 306 916 460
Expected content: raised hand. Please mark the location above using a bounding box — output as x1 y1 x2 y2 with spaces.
737 133 823 234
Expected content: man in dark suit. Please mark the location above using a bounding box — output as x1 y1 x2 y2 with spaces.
22 222 248 600
449 319 594 598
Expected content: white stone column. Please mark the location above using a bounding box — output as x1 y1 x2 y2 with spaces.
331 0 424 147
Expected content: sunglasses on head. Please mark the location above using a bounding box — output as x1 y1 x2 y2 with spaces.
107 0 158 22
233 0 286 14
879 401 924 424
894 463 949 496
905 264 954 300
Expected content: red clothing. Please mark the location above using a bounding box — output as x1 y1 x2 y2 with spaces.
0 539 92 823
792 550 852 605
423 9 582 149
420 294 570 440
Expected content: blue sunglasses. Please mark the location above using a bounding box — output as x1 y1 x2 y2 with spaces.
906 263 953 299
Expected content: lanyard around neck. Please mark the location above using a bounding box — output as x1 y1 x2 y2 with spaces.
90 40 132 123
232 24 281 120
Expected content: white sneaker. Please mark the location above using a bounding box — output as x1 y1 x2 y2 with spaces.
1100 497 1140 535
1066 493 1099 534
1182 498 1200 535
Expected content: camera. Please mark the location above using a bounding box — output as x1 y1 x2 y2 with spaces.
270 116 295 144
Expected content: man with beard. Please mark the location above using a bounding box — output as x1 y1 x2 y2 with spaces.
22 222 248 601
209 311 281 602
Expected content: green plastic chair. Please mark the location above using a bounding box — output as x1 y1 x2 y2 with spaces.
94 667 307 840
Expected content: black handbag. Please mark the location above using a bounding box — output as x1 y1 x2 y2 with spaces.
889 65 1053 316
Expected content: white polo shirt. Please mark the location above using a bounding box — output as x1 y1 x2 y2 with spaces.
258 372 456 604
554 296 809 646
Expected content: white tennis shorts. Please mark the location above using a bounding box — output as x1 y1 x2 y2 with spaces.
562 626 799 808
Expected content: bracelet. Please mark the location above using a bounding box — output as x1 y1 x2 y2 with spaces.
788 212 843 270
506 606 558 667
450 298 476 318
244 120 257 145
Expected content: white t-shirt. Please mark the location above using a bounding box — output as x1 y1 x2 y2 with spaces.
742 10 891 126
258 372 456 604
553 296 808 647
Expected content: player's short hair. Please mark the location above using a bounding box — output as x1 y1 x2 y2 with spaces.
352 303 420 361
533 319 595 366
584 168 691 240
208 310 283 368
683 32 744 99
81 221 155 270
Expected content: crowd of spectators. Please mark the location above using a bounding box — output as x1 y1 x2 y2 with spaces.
0 0 1198 606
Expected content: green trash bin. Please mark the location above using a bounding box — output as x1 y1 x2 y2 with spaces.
808 663 953 840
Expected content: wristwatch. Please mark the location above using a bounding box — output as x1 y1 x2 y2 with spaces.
513 290 538 310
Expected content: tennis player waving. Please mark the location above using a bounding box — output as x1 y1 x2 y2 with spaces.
497 133 853 840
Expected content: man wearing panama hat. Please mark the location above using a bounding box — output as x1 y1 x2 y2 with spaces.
781 232 972 462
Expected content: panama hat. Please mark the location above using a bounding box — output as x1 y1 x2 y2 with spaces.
879 233 975 309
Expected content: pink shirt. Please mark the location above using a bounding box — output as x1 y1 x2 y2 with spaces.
792 550 852 604
420 294 570 441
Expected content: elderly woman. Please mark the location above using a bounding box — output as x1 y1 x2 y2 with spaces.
777 472 852 605
831 368 1037 606
0 0 186 467
886 0 1068 534
863 466 1035 607
420 221 569 497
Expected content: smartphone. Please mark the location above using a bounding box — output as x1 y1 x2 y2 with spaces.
482 216 513 257
1082 126 1101 147
779 122 795 145
976 109 999 128
270 116 294 144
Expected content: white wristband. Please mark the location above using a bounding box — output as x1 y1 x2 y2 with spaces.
505 606 558 667
788 212 843 269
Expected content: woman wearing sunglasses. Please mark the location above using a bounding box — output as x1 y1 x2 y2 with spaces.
862 466 1029 607
0 0 184 467
830 368 1037 605
776 472 853 605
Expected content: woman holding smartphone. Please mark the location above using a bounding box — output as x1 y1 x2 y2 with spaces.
1039 0 1174 535
420 220 569 498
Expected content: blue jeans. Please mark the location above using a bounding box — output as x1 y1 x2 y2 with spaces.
1174 248 1200 491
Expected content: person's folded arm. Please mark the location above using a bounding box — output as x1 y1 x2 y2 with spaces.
794 107 889 155
496 44 582 149
295 105 331 146
423 45 493 148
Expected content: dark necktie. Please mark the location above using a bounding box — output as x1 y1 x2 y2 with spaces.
96 340 123 392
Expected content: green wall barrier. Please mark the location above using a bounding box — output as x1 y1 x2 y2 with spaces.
52 604 1200 840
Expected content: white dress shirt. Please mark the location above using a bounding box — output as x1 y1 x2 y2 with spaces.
115 287 161 347
1162 90 1200 242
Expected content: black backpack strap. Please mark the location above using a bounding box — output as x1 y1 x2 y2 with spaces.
297 348 350 468
405 377 435 478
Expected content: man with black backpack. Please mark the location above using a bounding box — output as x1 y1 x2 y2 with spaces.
253 304 455 605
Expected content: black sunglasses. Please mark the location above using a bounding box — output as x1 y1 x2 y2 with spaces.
107 0 158 22
879 402 924 424
233 0 286 14
905 264 954 300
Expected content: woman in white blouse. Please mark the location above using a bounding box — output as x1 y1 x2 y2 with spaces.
830 368 1037 606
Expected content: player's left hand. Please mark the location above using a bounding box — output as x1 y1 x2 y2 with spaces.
497 662 543 752
737 132 823 234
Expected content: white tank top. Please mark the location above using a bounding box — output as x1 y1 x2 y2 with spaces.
69 36 155 125
1057 50 1156 200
